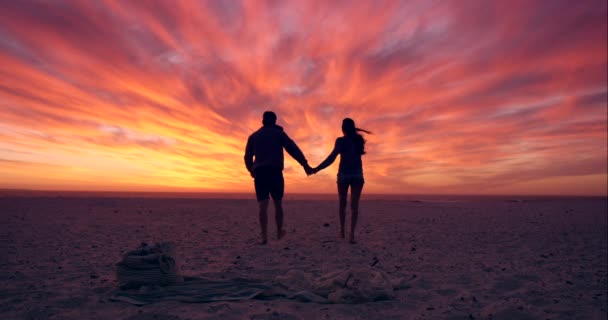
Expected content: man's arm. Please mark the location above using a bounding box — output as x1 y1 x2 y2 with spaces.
281 132 311 171
244 136 254 177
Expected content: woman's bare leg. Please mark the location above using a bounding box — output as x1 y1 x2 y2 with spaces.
349 183 364 244
337 183 349 239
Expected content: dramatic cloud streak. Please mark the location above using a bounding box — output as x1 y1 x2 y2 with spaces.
0 0 606 195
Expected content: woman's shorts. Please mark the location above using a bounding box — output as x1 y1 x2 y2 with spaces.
337 174 365 185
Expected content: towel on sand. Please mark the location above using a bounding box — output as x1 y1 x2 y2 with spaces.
110 267 406 305
110 276 328 305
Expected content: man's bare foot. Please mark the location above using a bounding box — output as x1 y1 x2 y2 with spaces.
277 229 286 240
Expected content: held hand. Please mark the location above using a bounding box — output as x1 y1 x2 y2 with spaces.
304 164 314 176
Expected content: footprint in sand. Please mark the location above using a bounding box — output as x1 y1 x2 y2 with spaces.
125 312 183 320
250 312 299 320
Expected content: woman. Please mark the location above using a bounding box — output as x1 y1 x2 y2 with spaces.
313 118 371 244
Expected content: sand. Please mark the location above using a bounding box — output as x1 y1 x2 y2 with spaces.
1 195 606 319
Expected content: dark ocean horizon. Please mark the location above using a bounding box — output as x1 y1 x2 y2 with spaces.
0 189 605 202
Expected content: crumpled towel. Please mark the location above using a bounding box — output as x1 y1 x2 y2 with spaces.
274 267 407 303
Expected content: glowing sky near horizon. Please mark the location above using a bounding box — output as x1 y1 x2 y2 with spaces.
0 0 606 195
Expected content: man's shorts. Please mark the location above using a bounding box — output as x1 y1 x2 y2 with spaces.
337 174 365 186
254 167 284 201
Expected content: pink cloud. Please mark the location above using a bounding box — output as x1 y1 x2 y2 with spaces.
0 0 606 195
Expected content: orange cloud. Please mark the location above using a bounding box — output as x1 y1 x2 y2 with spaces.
0 0 606 195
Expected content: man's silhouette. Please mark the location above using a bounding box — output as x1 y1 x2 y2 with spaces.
244 111 313 244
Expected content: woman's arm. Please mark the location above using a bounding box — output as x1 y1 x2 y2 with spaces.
314 138 341 173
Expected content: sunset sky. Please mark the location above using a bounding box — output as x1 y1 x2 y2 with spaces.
0 0 606 195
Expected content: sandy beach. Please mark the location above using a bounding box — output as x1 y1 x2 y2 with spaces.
1 195 606 319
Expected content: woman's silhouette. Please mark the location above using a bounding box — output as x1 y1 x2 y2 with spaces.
313 118 371 244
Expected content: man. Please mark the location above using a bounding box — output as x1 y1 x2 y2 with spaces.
244 111 313 244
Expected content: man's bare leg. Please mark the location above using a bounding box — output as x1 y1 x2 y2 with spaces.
274 199 286 239
258 199 269 244
337 183 349 239
349 183 364 244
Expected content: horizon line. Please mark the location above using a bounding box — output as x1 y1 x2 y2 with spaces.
0 188 605 198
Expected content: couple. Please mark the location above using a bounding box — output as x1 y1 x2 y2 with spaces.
244 111 371 245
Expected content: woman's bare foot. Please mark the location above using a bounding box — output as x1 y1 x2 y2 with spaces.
349 235 357 244
260 234 268 245
277 229 286 240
